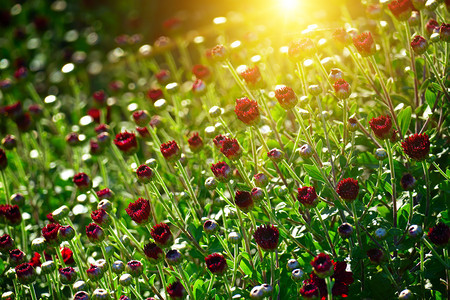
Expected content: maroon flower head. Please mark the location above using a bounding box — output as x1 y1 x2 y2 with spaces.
333 79 351 99
167 281 185 299
299 280 320 299
288 38 316 61
353 32 376 57
188 132 203 153
308 261 354 298
274 86 298 110
234 97 260 125
15 263 36 284
367 248 385 264
369 115 392 140
95 124 110 134
73 172 92 191
205 253 228 275
440 23 450 42
220 138 242 161
85 223 105 243
234 190 254 213
29 252 41 268
42 223 61 245
15 113 32 132
4 101 23 119
425 19 440 36
147 88 164 102
91 209 111 227
253 224 279 251
150 223 173 247
14 67 27 80
156 70 171 85
87 264 104 281
143 242 164 264
401 133 430 161
92 90 106 106
410 35 428 55
311 253 334 278
428 222 450 246
332 28 352 46
192 64 211 81
133 110 151 127
0 148 7 170
267 148 283 162
60 247 75 265
336 178 359 202
114 131 138 155
74 291 90 300
90 140 103 155
126 198 151 224
126 260 143 277
59 266 77 284
9 249 26 266
213 134 227 149
388 0 413 21
211 161 232 182
136 127 151 140
0 234 14 252
29 104 43 119
2 135 17 150
400 173 416 190
160 140 181 162
136 164 154 184
3 205 21 226
46 212 55 223
97 188 114 201
66 132 80 146
297 186 318 208
239 66 262 87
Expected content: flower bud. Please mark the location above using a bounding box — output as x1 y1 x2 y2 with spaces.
86 223 105 244
1 291 14 300
399 289 413 300
30 237 45 253
58 225 75 241
15 263 36 284
299 144 313 159
347 118 358 132
203 220 219 235
9 249 26 266
119 273 133 286
260 283 273 296
91 209 111 227
408 225 422 238
73 291 90 300
367 248 385 264
87 264 104 282
59 267 77 284
92 288 110 300
97 199 113 211
192 79 207 96
286 259 300 271
250 286 264 299
251 187 264 203
338 223 353 239
412 0 426 10
275 185 288 197
374 228 387 240
126 260 143 278
5 268 16 280
329 68 344 82
52 205 70 222
400 173 416 190
410 35 428 55
73 280 87 293
227 231 242 244
2 135 17 150
333 79 351 99
205 177 217 190
253 173 268 188
111 260 125 274
267 148 283 162
41 261 56 275
440 23 450 43
374 148 387 160
209 106 223 118
132 110 151 127
308 85 322 97
10 193 24 207
0 234 15 252
291 268 305 281
166 249 183 266
408 11 420 27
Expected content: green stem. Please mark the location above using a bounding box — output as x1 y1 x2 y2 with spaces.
207 274 215 295
432 162 450 181
325 277 333 300
1 170 11 204
157 263 167 298
176 265 194 299
422 161 431 225
225 59 255 99
292 108 322 167
424 53 450 100
100 242 116 298
422 238 449 268
314 207 337 258
250 127 258 174
176 160 202 220
130 285 145 300
29 284 38 300
385 140 397 245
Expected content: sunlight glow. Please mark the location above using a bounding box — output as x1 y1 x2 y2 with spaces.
279 0 299 10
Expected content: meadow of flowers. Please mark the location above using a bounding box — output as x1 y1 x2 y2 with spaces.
0 0 449 299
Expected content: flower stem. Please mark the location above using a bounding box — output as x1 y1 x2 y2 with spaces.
385 140 397 247
207 274 215 295
176 265 194 299
175 160 202 220
1 170 11 204
313 206 337 258
157 263 167 298
325 277 333 300
29 284 38 300
421 160 431 226
432 162 450 181
422 238 449 268
424 52 450 100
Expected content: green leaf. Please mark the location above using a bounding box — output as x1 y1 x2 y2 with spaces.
148 273 157 286
303 164 325 182
425 89 437 109
398 106 412 137
193 279 204 300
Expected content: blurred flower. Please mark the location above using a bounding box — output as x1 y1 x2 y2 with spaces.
274 86 298 110
401 133 430 161
133 110 151 127
160 140 181 162
425 19 440 36
235 190 254 213
366 248 385 264
353 32 376 57
239 65 262 87
114 131 138 155
205 253 227 275
333 79 351 99
167 281 185 299
332 28 352 46
388 0 413 21
440 23 450 42
147 88 164 102
188 132 203 153
410 36 428 55
73 173 92 191
369 115 392 140
400 173 416 190
428 222 449 246
192 64 211 81
288 38 316 61
234 97 260 125
156 70 171 85
0 234 14 252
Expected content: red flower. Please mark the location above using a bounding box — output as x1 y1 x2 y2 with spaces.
213 134 227 149
428 222 450 246
91 209 111 226
147 88 164 102
66 132 80 146
46 212 56 223
59 266 77 284
4 101 23 118
92 90 106 106
160 140 181 162
85 223 105 243
0 149 7 170
220 138 242 161
136 127 151 140
332 28 352 46
97 188 114 200
205 253 228 275
239 66 262 87
336 178 359 202
388 0 413 21
150 223 173 247
73 172 91 191
192 64 211 81
253 224 279 251
439 23 450 43
311 253 334 278
15 263 36 284
333 79 351 99
367 248 385 264
114 131 138 155
132 110 151 127
274 86 298 110
297 186 318 208
401 133 430 161
0 233 14 252
15 112 32 132
143 242 164 264
95 124 109 134
425 19 440 36
42 223 61 245
211 161 232 182
126 198 151 224
234 97 260 125
9 248 26 266
234 190 254 213
156 70 171 85
410 35 428 55
288 38 316 61
136 164 154 184
309 261 354 299
167 281 185 299
188 132 203 153
60 247 75 265
267 148 283 162
192 79 207 96
299 280 320 299
369 115 392 140
126 260 143 277
353 32 376 57
86 264 103 281
29 252 41 267
210 44 227 61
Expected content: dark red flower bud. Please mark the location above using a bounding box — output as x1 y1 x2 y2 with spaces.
4 101 23 119
210 44 227 62
59 266 77 284
93 90 107 107
150 223 173 247
253 224 279 251
336 178 359 202
29 252 41 268
0 149 7 170
126 198 151 224
366 248 385 264
85 223 105 243
211 161 232 182
167 281 185 299
66 132 81 147
353 32 376 57
91 209 111 227
15 113 32 132
332 28 352 46
400 173 416 190
143 242 164 263
95 124 110 134
297 186 319 208
235 190 254 213
126 260 143 277
425 19 440 36
428 222 450 246
205 253 227 275
0 234 14 252
203 220 219 235
2 135 17 150
288 38 316 61
60 247 75 265
147 88 164 102
267 148 283 162
188 132 203 153
192 79 207 96
73 173 92 191
136 164 154 184
87 264 104 282
388 0 413 21
254 173 268 188
160 140 181 162
369 115 393 140
28 104 43 119
13 67 27 80
156 70 171 85
42 223 61 246
3 205 21 226
234 97 260 125
90 140 103 156
401 133 430 161
74 291 90 300
333 79 351 99
338 223 353 239
274 86 298 110
58 225 75 241
97 188 114 201
220 138 242 161
192 64 211 81
440 23 450 42
9 249 26 266
299 280 319 299
239 66 262 87
310 253 334 278
114 131 138 155
15 263 36 284
133 110 151 127
410 35 428 55
251 187 264 202
213 134 227 149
